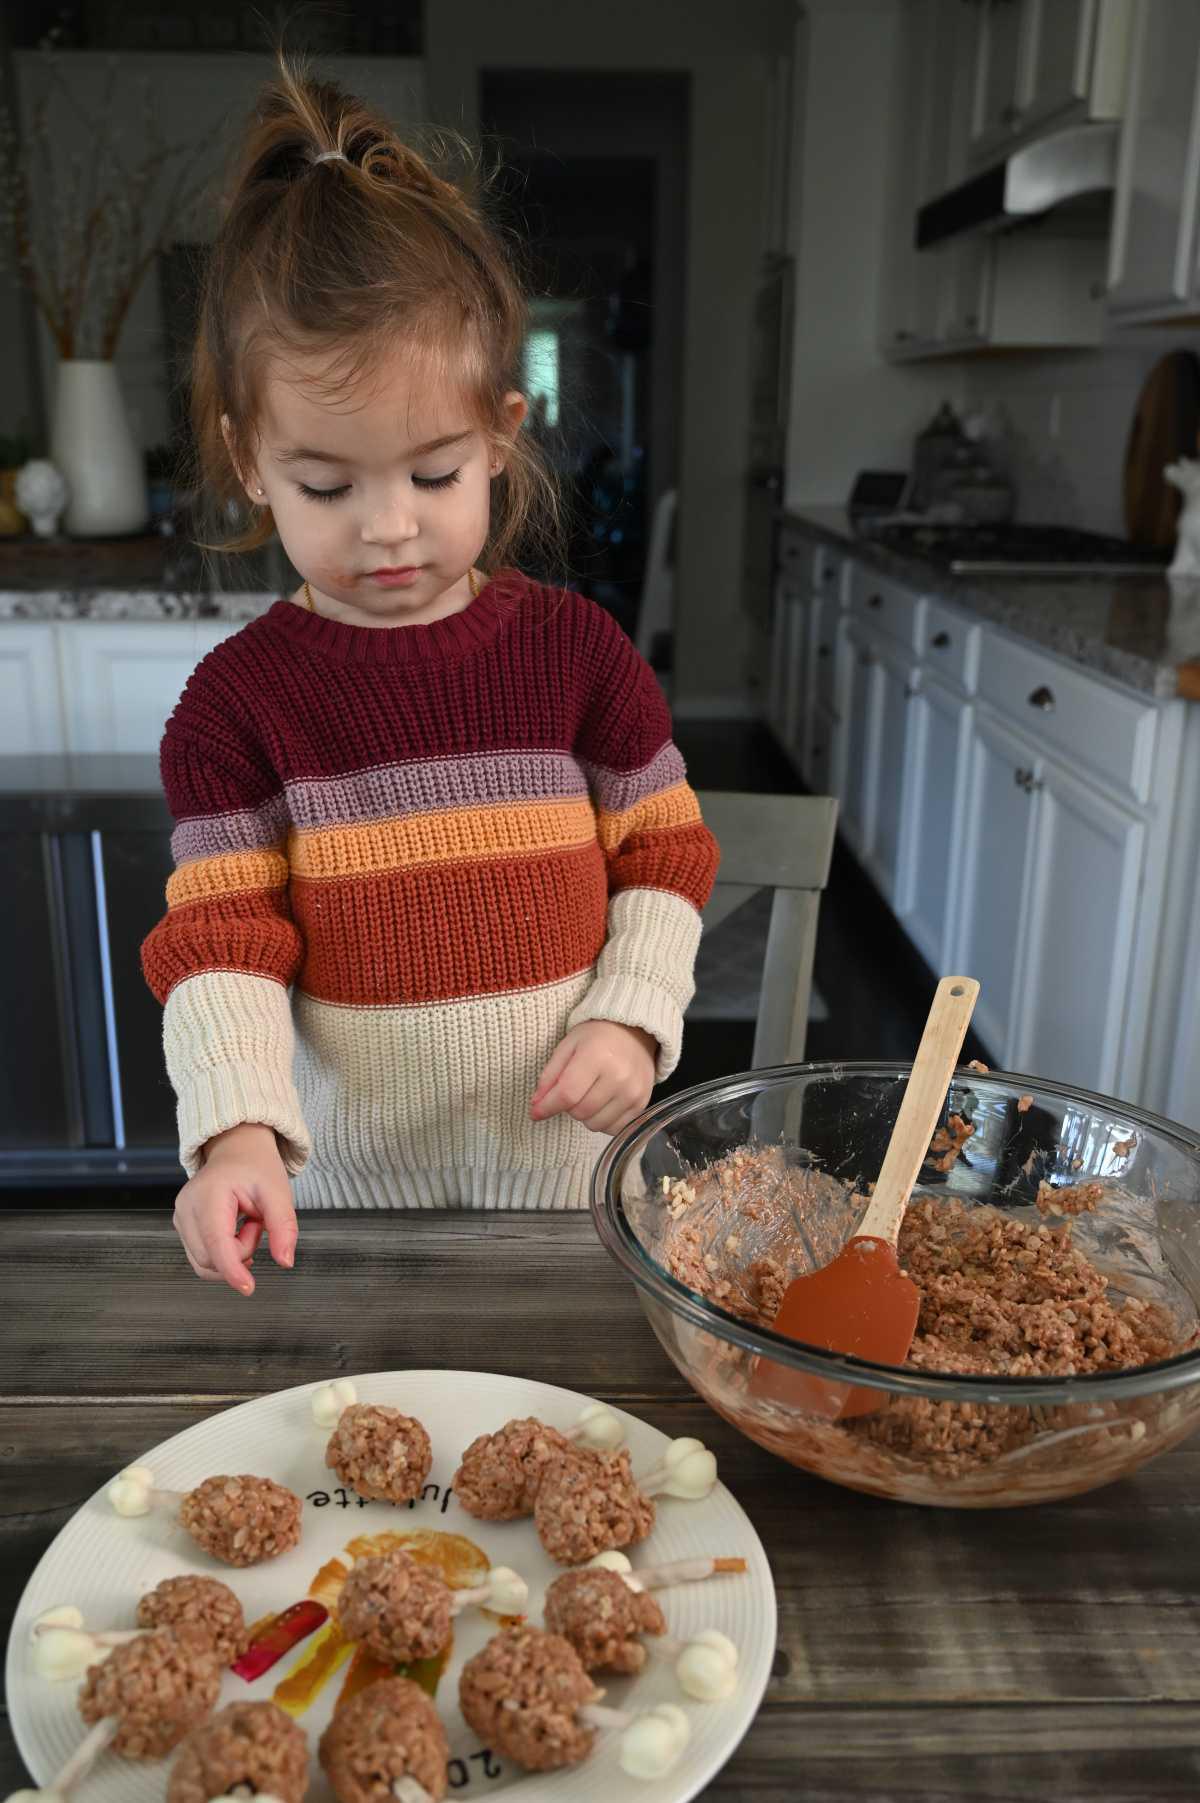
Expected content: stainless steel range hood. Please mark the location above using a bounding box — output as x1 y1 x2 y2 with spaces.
916 122 1120 249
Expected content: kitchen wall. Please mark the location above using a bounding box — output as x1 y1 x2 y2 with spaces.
12 51 426 456
962 329 1200 536
426 0 794 713
784 0 950 510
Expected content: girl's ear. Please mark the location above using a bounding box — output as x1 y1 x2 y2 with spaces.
490 391 530 476
220 413 263 501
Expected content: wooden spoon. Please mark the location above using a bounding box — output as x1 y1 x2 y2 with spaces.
752 975 981 1420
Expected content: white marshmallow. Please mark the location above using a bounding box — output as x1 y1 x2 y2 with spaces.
311 1378 358 1427
675 1629 739 1700
30 1626 108 1682
659 1440 717 1501
483 1567 529 1614
618 1703 691 1779
572 1403 624 1451
584 1549 644 1592
106 1466 156 1517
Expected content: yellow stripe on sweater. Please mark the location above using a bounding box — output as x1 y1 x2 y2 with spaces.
289 797 597 881
166 848 289 909
595 781 701 853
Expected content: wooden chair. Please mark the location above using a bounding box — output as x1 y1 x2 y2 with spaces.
693 791 838 1067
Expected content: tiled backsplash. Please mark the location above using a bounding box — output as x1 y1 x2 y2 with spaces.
963 331 1200 536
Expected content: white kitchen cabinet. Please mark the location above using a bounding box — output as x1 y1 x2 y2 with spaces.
1107 0 1200 321
838 626 880 860
970 0 1031 160
58 621 239 754
868 641 917 906
802 592 838 787
952 708 1041 1061
1023 0 1132 131
899 671 973 972
0 623 65 755
780 588 810 767
1010 755 1145 1093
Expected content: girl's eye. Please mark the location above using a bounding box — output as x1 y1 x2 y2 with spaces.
298 484 350 504
413 468 462 491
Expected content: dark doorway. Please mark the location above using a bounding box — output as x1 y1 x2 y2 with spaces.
479 69 688 644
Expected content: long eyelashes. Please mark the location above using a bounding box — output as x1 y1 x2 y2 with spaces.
296 469 463 504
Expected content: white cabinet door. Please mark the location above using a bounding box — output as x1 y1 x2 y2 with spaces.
1023 0 1095 128
780 589 810 768
838 627 880 859
802 592 838 786
870 642 917 906
1107 0 1200 319
899 673 973 972
970 0 1032 157
0 623 65 754
59 621 239 754
952 708 1040 1061
1011 756 1145 1093
766 583 791 741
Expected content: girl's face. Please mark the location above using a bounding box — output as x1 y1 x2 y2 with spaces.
244 343 526 628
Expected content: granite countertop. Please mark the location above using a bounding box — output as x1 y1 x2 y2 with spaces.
783 506 1200 702
0 588 275 623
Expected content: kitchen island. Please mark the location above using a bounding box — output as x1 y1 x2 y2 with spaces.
3 1206 1200 1799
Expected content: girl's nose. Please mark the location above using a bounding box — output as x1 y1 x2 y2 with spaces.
361 493 420 545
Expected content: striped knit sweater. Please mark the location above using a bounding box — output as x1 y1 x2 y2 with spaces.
141 573 719 1209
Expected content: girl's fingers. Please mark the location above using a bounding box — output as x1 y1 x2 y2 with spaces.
530 1035 579 1116
197 1201 256 1297
235 1217 264 1259
252 1179 297 1270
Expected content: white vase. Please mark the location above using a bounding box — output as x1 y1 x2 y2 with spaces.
51 359 148 537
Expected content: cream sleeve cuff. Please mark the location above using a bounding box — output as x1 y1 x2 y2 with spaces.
163 970 312 1176
567 887 702 1081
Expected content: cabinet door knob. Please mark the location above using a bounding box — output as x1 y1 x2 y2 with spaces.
1014 766 1031 791
1028 685 1055 711
858 652 875 668
931 631 951 649
818 644 831 658
868 593 883 609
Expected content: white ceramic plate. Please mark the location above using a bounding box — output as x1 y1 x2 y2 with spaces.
6 1370 776 1801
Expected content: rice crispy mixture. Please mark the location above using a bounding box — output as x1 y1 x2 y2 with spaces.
179 1475 302 1567
319 1675 449 1803
326 1403 433 1504
662 1148 1181 1478
543 1566 667 1673
533 1449 656 1565
136 1576 247 1666
167 1699 308 1803
336 1548 452 1664
453 1417 572 1520
78 1626 220 1758
459 1627 598 1772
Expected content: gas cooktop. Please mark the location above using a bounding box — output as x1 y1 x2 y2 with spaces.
860 521 1170 577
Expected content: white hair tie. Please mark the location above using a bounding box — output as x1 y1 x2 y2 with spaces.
313 149 348 165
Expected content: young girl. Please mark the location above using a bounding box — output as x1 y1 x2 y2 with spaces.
141 58 719 1294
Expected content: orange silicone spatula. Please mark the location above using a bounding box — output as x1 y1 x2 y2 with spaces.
752 975 981 1420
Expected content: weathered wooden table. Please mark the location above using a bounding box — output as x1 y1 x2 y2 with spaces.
3 1210 1199 1798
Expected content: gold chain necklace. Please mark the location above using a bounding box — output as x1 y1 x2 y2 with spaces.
303 567 482 613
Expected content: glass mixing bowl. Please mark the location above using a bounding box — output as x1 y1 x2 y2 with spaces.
591 1063 1200 1507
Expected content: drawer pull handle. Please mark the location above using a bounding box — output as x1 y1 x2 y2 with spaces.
868 593 883 609
931 631 951 649
818 644 831 659
1028 685 1056 711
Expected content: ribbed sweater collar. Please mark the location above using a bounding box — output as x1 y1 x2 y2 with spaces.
261 572 519 667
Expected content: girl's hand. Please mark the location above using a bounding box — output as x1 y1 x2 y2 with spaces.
530 1021 658 1135
173 1123 297 1296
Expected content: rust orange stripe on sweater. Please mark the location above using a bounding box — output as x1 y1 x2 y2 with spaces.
166 849 289 910
292 842 610 1006
289 797 597 881
614 820 721 914
595 782 701 854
